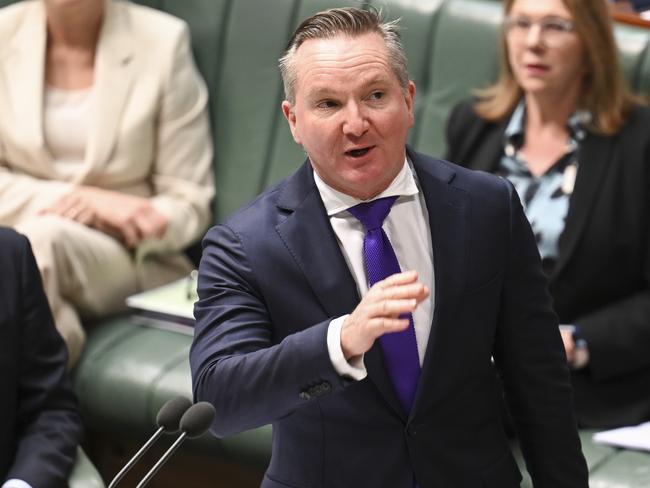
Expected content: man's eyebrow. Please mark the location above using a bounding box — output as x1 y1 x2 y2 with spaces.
305 75 392 99
305 85 337 100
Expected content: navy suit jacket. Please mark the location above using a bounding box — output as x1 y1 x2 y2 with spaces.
191 148 588 488
0 228 82 487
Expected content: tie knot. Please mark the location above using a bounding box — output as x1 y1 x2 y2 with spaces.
348 196 398 231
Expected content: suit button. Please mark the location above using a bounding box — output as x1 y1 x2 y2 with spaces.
407 425 417 437
299 391 311 401
307 381 332 397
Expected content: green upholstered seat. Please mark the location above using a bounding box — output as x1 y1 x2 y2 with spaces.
514 430 650 488
69 447 105 488
73 316 272 470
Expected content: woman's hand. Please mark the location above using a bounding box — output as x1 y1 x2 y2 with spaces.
41 186 168 248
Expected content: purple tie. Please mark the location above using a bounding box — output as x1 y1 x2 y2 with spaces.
348 196 421 413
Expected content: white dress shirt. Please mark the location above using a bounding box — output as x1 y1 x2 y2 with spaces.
2 479 32 488
315 159 435 380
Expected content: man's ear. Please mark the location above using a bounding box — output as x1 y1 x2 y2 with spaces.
405 81 416 128
282 100 301 145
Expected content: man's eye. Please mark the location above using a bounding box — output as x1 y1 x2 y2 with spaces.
317 100 338 109
369 91 384 101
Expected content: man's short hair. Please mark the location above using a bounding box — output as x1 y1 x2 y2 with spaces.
279 7 409 104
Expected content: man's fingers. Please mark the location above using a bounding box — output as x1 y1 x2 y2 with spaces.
370 298 417 318
377 270 419 288
370 317 410 333
340 270 429 359
379 283 429 302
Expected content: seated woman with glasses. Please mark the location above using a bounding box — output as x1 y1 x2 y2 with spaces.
445 0 650 428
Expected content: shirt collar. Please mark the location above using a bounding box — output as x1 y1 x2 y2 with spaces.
503 99 591 153
314 158 419 217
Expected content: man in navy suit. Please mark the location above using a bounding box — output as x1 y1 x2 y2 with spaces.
0 227 82 488
191 7 588 487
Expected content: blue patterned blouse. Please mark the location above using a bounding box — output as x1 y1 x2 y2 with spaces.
497 101 589 274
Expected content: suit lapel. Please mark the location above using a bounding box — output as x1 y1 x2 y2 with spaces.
408 148 469 416
79 0 134 182
275 162 407 419
2 2 50 166
275 162 360 319
552 133 612 280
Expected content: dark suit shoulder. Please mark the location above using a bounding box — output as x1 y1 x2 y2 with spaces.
0 226 28 247
444 98 506 171
411 147 509 194
219 180 288 234
446 97 490 137
621 104 650 140
0 227 30 270
410 148 514 221
218 161 315 236
449 98 482 125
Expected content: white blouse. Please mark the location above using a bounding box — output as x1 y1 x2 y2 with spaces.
43 85 93 179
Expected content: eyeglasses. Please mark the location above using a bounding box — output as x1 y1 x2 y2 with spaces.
503 15 576 46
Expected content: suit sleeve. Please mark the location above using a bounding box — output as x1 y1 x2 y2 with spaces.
7 234 82 487
573 136 650 381
493 181 588 488
577 278 650 381
190 224 350 438
145 23 215 254
0 141 73 223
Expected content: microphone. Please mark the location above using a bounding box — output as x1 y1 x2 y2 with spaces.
107 396 192 488
136 401 216 488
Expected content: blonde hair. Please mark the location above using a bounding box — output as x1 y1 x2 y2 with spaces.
475 0 642 134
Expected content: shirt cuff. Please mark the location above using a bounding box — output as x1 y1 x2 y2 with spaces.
327 315 367 381
2 480 33 488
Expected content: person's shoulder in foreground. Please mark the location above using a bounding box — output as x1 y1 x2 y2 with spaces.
0 227 82 488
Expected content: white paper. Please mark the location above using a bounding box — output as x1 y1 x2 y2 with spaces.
593 422 650 451
125 276 196 320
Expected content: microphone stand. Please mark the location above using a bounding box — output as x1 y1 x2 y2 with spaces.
107 426 165 488
135 431 189 488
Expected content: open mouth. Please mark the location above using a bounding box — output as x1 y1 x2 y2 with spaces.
345 147 373 158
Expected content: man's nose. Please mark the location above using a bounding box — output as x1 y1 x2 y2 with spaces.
342 102 368 136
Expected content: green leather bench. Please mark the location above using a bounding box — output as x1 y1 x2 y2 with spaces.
1 0 649 485
69 447 104 488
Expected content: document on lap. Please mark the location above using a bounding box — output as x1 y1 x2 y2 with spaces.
126 271 197 328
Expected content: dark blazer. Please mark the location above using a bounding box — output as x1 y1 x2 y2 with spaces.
191 148 588 488
446 99 650 428
0 228 82 487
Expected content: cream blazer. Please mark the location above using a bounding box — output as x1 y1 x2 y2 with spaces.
0 0 214 256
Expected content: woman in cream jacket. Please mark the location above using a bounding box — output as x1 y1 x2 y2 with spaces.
0 0 214 365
